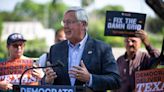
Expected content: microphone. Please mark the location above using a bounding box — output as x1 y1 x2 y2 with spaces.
19 60 64 85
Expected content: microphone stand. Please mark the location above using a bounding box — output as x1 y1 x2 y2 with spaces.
19 61 64 86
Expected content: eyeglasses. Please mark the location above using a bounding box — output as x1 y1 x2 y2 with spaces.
11 43 25 48
61 20 79 26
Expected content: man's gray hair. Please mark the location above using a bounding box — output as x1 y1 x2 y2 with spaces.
64 7 88 23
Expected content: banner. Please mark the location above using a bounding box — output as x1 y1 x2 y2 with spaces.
0 59 39 85
13 85 76 92
104 11 146 37
135 68 164 92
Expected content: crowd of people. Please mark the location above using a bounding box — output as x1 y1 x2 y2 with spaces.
0 7 162 92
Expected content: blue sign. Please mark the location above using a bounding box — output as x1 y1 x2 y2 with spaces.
13 85 76 92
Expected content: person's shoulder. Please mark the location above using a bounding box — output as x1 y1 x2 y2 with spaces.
51 40 67 47
39 53 47 58
49 40 67 52
21 56 29 59
90 37 110 47
39 53 48 60
117 54 125 60
87 37 113 53
21 56 33 60
88 36 106 44
38 53 48 67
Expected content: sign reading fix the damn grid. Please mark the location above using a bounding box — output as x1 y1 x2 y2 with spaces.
104 11 146 37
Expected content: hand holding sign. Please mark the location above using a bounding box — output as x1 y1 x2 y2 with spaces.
135 30 150 46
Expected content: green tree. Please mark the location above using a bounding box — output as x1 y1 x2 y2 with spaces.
24 38 48 58
49 2 67 29
0 0 68 58
81 0 94 7
0 41 8 59
0 17 3 42
14 0 45 22
146 17 164 34
13 0 68 30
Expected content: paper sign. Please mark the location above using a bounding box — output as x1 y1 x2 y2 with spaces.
0 59 39 85
104 11 146 37
135 68 164 92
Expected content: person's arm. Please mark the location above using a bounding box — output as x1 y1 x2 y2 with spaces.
135 30 160 57
136 30 160 68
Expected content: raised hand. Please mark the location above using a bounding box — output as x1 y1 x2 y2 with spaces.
135 30 150 46
69 60 90 82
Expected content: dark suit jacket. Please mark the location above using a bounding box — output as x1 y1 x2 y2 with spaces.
48 36 121 91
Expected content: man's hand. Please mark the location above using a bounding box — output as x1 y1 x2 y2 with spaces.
69 60 90 82
0 81 13 91
32 63 45 79
135 30 150 46
44 67 57 84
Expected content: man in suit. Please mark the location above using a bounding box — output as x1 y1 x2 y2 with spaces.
44 7 121 91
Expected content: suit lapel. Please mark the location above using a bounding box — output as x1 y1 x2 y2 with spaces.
82 36 94 67
75 36 95 85
60 41 71 84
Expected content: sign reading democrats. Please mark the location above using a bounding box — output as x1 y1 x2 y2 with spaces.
135 68 164 92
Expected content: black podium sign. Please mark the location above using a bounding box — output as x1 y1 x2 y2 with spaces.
104 11 146 37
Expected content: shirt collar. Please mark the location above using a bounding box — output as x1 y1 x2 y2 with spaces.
68 33 88 49
124 51 141 62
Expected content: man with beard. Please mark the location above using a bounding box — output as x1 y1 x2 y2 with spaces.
113 30 160 92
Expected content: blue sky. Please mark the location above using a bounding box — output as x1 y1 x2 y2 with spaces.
0 0 156 17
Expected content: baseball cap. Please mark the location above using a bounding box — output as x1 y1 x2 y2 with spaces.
7 33 26 45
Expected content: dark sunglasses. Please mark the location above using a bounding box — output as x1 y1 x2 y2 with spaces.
11 43 25 48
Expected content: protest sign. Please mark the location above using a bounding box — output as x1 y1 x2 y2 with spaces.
135 68 164 92
104 11 146 37
0 59 39 85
